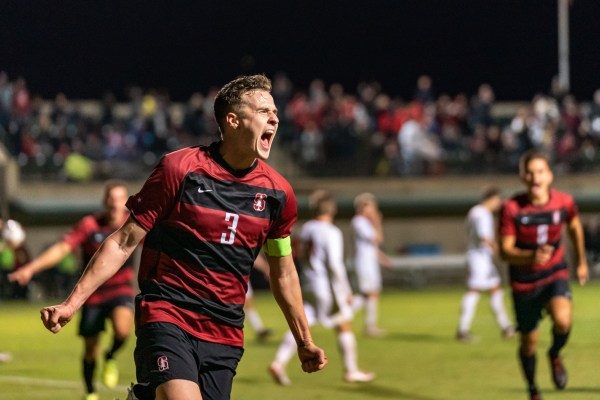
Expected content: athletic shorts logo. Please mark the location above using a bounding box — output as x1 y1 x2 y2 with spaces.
253 193 267 212
157 356 169 371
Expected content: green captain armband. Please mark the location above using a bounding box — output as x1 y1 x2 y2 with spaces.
263 237 292 257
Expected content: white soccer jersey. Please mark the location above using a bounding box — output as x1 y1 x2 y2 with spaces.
465 204 500 290
351 214 381 293
300 219 353 327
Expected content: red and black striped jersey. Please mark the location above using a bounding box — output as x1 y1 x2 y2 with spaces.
63 213 136 305
499 189 578 293
126 142 297 347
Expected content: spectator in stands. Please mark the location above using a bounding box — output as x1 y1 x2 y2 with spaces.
4 73 600 180
413 74 435 105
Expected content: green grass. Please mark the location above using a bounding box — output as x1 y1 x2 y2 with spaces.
1 283 599 400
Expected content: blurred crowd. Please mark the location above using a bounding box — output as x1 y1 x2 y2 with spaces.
2 70 600 180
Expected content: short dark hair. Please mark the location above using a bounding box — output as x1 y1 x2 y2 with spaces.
213 74 272 134
519 150 551 175
480 185 501 201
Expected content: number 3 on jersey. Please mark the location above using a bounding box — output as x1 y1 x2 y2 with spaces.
220 212 239 245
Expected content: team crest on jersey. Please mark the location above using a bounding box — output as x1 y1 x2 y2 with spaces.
552 210 561 224
157 356 169 371
253 193 267 211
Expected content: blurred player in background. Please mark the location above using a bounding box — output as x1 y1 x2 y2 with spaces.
37 74 327 400
269 190 374 385
10 180 135 400
499 150 588 400
350 192 391 337
456 185 514 342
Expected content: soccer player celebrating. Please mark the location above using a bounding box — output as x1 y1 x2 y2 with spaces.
269 190 374 385
499 150 588 400
39 74 327 400
10 180 135 400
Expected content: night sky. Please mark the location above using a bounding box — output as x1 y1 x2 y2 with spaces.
1 1 599 101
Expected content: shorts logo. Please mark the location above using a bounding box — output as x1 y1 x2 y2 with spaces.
157 356 169 371
253 193 267 212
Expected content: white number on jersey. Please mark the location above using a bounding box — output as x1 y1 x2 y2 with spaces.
220 212 239 245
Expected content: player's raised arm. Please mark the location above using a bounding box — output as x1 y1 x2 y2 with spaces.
40 216 146 334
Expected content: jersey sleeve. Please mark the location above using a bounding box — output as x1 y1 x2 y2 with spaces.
499 200 516 236
62 216 97 250
267 183 297 240
126 154 182 232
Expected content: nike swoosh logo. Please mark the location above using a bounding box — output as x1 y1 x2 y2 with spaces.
198 188 213 193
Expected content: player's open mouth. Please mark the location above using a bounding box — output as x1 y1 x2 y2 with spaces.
261 131 275 149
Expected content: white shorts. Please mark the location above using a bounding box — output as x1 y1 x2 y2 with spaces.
304 278 353 329
466 250 501 291
355 261 382 294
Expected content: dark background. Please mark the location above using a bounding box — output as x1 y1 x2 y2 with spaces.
1 1 599 101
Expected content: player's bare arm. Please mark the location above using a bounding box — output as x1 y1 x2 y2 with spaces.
8 241 72 285
567 215 589 285
40 217 146 333
267 253 328 372
500 234 553 266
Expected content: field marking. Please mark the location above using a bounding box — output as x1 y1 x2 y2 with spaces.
0 375 129 392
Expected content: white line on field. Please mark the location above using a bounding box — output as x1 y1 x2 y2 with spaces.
0 375 129 392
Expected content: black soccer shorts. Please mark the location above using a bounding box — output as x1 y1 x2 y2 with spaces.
512 278 572 334
133 322 244 400
79 294 134 337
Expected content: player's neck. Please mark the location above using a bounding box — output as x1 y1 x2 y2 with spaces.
529 191 550 206
315 215 333 223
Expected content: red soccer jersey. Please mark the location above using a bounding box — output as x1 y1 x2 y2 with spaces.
63 214 136 305
126 142 297 347
499 189 578 293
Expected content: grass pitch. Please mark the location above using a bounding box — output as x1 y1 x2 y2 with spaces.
1 283 599 400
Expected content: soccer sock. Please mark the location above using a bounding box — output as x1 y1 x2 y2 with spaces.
489 290 511 329
549 328 570 357
365 297 379 330
338 331 358 373
273 331 297 367
246 308 265 332
352 295 364 312
518 349 537 391
83 359 96 394
458 291 479 333
105 337 126 360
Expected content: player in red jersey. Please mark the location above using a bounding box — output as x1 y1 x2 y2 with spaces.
499 150 588 400
10 180 135 400
39 75 327 400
